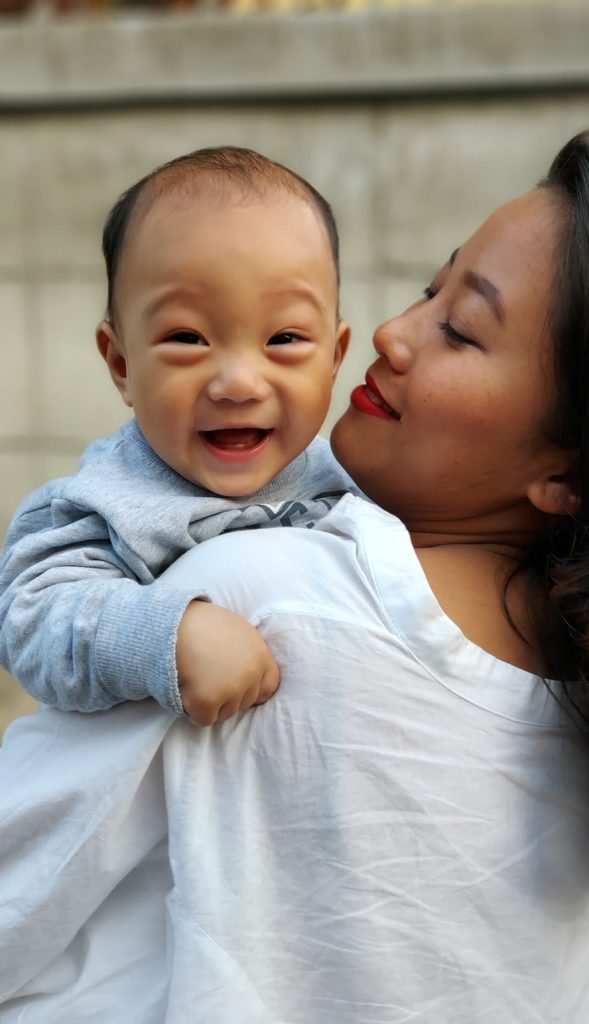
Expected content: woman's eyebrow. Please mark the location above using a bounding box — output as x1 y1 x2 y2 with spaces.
448 247 505 324
463 270 506 325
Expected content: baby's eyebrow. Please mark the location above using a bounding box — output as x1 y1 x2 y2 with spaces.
143 287 205 319
269 286 329 316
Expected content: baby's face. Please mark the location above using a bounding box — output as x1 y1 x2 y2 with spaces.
98 187 348 496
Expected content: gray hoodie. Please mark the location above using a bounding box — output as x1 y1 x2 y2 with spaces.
0 419 353 714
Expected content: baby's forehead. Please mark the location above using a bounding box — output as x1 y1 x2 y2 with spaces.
115 176 340 318
122 175 335 273
127 176 231 236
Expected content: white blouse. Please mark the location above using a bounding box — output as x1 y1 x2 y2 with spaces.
1 495 588 1023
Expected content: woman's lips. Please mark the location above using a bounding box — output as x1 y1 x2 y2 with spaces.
200 428 273 463
350 375 400 421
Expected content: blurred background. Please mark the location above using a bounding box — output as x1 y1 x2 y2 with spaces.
0 0 588 734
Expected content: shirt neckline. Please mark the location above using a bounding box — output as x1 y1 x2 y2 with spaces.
337 494 561 727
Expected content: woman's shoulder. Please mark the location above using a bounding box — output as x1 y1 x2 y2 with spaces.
325 498 556 720
327 497 542 677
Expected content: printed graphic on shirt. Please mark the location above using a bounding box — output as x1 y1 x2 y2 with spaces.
222 490 348 533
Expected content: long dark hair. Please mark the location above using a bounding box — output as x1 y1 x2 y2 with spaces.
531 132 589 720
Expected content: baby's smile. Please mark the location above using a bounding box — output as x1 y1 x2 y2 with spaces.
200 428 273 460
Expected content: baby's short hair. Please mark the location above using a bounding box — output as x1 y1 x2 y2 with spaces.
102 146 340 322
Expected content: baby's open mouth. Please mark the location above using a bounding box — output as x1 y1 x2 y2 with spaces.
201 428 271 450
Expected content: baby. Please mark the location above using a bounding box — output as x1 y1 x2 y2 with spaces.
0 146 351 725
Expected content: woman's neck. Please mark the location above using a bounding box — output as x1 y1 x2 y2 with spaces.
406 511 548 675
414 541 543 674
406 503 551 561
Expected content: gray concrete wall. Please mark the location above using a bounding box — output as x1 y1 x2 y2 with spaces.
1 1 589 729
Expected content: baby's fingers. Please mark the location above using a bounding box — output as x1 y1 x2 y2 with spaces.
253 658 281 706
216 667 279 721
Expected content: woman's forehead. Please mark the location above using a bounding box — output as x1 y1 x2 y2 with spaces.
465 190 560 265
456 190 561 321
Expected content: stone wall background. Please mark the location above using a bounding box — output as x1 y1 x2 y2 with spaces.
1 1 588 733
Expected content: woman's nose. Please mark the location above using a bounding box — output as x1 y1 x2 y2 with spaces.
206 356 271 404
372 316 414 374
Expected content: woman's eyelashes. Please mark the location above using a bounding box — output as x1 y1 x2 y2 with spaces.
437 320 478 348
423 285 478 348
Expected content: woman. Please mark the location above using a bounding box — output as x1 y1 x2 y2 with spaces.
2 133 589 1023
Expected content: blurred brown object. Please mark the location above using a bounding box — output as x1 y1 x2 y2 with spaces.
51 0 109 11
0 0 35 14
49 0 196 10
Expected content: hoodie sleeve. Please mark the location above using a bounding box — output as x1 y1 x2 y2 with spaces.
0 486 202 715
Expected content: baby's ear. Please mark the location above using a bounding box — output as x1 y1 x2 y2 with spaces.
96 321 133 408
333 321 351 378
527 456 581 518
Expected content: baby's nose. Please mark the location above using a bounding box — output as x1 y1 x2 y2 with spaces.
206 358 270 403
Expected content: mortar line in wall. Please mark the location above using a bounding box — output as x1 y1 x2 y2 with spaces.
0 81 589 116
18 153 45 447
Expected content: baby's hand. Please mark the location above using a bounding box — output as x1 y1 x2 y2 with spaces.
175 601 280 725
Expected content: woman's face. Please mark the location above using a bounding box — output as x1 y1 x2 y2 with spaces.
331 190 570 537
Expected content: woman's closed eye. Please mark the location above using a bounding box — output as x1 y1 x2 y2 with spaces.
423 282 481 349
438 320 478 348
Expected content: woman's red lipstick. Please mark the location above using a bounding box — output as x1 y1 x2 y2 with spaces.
350 373 399 421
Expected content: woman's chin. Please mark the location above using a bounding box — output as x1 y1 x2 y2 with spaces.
329 412 354 473
329 418 374 504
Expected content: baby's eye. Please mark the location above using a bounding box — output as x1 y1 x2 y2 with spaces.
166 330 207 346
423 285 436 300
268 332 304 346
